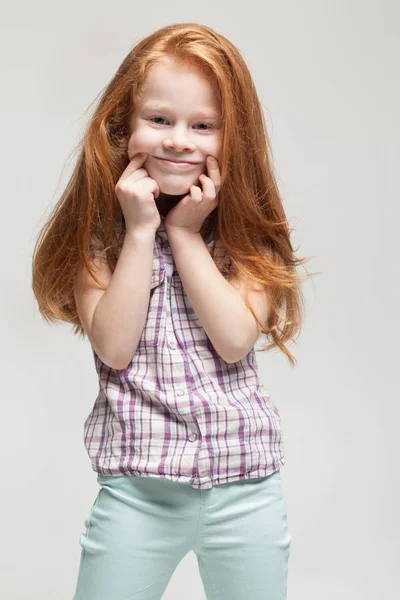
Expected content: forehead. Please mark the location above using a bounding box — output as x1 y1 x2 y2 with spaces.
139 58 220 113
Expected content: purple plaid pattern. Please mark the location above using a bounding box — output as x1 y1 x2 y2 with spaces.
83 216 285 489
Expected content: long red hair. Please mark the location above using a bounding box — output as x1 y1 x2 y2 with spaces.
31 22 314 366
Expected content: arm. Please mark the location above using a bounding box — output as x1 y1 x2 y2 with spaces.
166 227 268 363
75 228 156 370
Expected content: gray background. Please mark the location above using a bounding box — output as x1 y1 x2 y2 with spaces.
2 1 398 598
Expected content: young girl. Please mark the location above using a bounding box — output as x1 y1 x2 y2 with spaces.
32 22 310 600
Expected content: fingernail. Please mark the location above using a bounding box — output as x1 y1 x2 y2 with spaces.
208 156 217 163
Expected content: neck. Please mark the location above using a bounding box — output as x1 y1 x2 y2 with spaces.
156 191 187 218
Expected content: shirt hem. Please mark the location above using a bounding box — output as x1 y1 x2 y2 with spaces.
94 456 286 490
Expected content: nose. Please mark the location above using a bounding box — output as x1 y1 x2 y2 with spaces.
162 125 196 153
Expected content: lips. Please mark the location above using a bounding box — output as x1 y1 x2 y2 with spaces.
154 157 198 165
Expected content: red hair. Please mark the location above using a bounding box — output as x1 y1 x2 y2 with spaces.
31 22 314 366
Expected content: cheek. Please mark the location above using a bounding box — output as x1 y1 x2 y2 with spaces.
206 134 222 161
127 125 156 156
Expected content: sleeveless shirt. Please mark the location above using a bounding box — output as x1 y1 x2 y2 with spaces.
83 214 285 489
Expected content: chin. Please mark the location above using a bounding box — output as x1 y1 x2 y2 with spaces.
148 172 200 196
159 184 192 195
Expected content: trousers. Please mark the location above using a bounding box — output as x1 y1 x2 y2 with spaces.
73 469 292 600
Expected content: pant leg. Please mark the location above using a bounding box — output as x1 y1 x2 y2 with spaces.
73 474 197 600
193 470 292 600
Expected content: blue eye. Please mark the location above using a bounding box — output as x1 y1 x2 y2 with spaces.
149 117 213 130
195 123 213 131
150 117 167 125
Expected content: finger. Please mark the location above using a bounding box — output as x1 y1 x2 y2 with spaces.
119 152 148 183
127 152 148 168
190 185 203 200
199 173 215 199
207 155 221 178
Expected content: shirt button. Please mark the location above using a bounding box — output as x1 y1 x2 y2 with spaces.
177 390 185 396
163 241 170 250
188 433 198 442
169 342 176 350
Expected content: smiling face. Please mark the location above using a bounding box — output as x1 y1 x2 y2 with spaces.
127 56 223 196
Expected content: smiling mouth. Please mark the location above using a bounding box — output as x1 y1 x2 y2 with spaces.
154 157 199 167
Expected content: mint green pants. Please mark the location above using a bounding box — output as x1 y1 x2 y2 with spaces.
73 470 291 599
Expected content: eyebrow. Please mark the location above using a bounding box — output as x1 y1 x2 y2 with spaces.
141 103 221 119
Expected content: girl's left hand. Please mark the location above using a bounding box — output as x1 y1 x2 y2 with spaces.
164 155 221 234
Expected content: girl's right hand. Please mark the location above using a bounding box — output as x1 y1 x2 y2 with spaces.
115 152 161 234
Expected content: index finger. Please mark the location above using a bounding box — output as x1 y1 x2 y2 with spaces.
206 155 221 183
119 152 148 183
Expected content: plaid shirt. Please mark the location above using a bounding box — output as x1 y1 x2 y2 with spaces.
83 215 285 489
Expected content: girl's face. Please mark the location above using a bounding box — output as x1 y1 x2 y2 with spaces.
127 57 223 196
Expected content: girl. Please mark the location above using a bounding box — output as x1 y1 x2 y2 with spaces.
32 22 310 600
